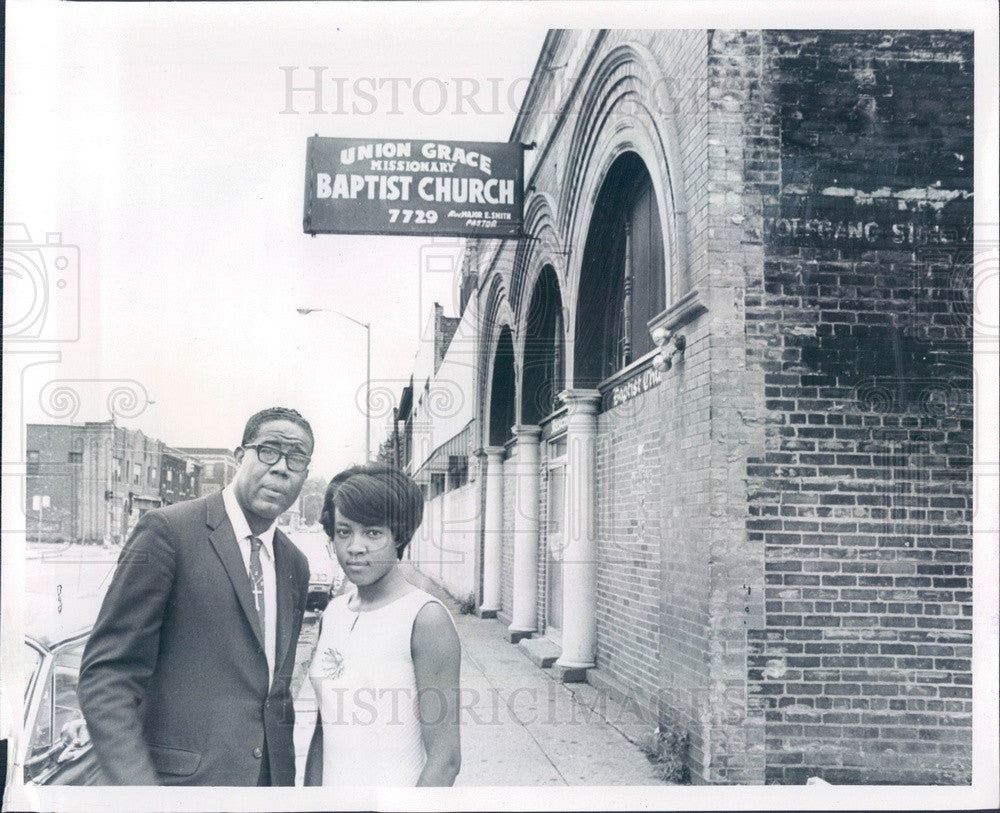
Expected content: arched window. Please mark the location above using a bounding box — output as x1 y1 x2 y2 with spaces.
521 266 565 425
488 326 516 446
575 153 665 388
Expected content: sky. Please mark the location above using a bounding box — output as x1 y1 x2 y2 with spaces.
4 1 551 479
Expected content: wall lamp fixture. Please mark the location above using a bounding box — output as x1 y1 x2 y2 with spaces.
651 327 686 372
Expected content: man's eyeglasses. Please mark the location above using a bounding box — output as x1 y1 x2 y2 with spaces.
244 444 311 472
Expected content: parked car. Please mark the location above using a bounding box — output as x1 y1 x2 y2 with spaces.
288 531 343 613
22 613 103 785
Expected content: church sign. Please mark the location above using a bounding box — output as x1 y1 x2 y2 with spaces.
304 137 523 238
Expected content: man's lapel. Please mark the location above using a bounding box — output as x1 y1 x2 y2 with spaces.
205 492 266 654
272 530 299 679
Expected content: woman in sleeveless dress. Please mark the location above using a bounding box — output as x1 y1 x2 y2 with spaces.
304 464 461 787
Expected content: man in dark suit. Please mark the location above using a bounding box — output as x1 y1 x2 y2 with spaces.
79 407 314 785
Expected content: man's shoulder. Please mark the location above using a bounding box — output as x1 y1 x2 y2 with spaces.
155 493 214 521
138 494 218 536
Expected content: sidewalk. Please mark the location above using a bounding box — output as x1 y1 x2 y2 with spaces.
293 565 668 786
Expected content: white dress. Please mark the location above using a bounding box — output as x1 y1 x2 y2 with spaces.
308 587 453 787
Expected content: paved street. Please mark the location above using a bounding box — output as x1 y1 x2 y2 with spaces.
24 543 119 632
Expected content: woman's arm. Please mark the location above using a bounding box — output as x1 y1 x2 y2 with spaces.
303 711 323 786
411 602 462 786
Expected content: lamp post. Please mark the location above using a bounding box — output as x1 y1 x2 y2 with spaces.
296 307 372 462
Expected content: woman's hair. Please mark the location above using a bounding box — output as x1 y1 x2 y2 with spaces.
320 463 424 560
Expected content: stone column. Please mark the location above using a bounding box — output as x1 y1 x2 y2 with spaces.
553 389 601 681
509 425 541 642
479 446 505 619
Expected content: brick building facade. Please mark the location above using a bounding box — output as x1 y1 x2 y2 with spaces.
160 447 203 506
26 421 165 544
397 29 973 784
740 30 974 785
176 447 236 497
24 425 80 544
26 424 222 544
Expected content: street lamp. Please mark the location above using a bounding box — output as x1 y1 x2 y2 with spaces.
296 307 372 462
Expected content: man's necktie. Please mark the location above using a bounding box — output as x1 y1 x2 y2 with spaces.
249 536 265 639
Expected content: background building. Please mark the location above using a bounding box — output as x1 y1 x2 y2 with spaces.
24 425 80 544
27 420 165 544
390 29 974 785
402 298 480 600
25 425 230 545
176 447 236 497
159 447 203 506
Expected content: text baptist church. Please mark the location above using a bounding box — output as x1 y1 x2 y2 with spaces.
314 140 516 205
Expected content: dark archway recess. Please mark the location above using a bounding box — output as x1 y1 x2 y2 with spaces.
488 326 517 446
521 266 565 425
574 152 665 389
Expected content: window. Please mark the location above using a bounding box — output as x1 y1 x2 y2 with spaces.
575 153 666 388
522 266 565 424
29 668 53 758
26 640 86 775
27 450 40 475
430 472 446 499
24 644 43 702
166 469 173 483
447 456 469 490
488 327 516 446
68 452 82 464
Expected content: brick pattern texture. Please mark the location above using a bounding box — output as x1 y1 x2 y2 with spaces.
744 30 974 784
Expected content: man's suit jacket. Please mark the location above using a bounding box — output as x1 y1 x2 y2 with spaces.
78 492 310 785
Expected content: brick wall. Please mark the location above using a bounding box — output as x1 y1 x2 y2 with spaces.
595 390 663 704
438 482 479 598
744 30 974 784
513 28 748 780
694 28 774 783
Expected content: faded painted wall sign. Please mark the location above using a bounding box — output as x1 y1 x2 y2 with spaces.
769 187 972 251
